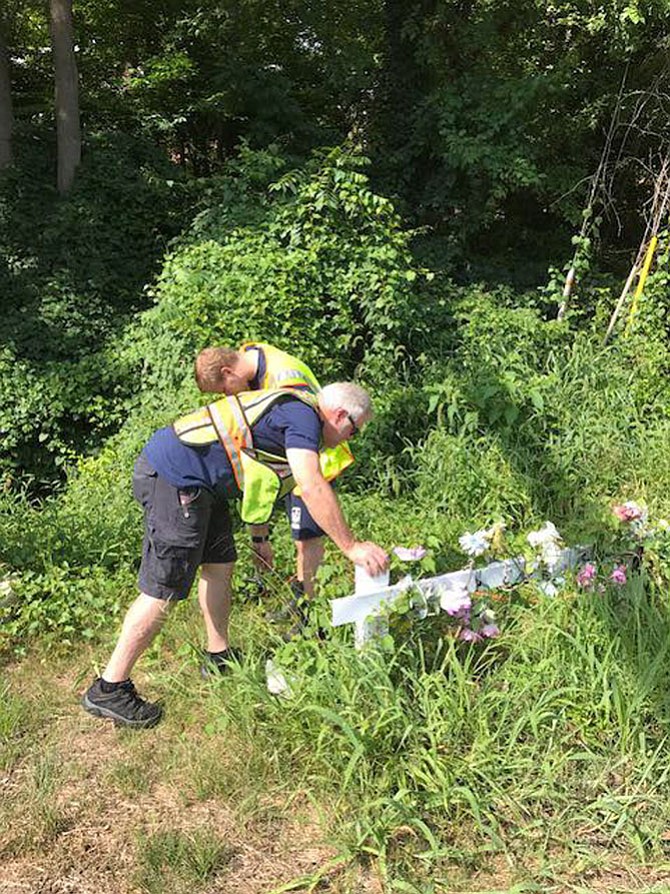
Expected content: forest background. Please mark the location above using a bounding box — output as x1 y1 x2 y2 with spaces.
3 2 670 892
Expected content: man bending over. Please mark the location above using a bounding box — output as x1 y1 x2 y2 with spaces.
81 382 387 729
195 343 354 625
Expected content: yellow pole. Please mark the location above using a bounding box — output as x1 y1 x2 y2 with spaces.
625 235 658 335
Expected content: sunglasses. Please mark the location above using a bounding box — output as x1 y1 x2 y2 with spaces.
347 413 360 438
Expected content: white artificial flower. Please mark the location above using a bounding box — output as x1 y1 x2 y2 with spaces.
538 580 558 598
527 521 562 548
541 541 564 572
459 529 491 557
527 521 564 572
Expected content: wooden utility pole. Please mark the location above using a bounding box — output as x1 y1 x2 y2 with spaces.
49 0 80 194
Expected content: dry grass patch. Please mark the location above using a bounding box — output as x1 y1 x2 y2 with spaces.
0 651 362 894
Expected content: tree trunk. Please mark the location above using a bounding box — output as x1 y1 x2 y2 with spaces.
49 0 80 194
0 26 13 168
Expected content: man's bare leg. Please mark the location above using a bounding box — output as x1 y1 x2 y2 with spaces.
297 537 324 599
198 561 235 652
83 593 169 729
103 592 173 682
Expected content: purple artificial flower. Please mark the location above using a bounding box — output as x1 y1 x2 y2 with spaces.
610 565 627 586
576 563 597 588
393 545 427 562
480 623 500 638
458 628 482 643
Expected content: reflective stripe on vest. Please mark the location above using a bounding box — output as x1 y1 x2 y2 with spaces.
241 341 322 393
208 400 248 490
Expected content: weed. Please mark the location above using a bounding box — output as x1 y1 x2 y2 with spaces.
0 749 70 857
133 827 235 893
0 684 35 772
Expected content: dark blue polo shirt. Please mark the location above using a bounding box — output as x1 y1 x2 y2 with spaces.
143 396 321 492
247 344 266 390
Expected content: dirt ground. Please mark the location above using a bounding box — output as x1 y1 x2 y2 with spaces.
3 659 670 894
0 659 381 894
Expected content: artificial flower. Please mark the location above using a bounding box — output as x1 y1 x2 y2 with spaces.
610 565 627 585
576 563 597 587
538 580 558 598
612 501 645 523
527 521 564 571
393 545 427 562
527 521 562 548
439 586 472 616
458 530 491 557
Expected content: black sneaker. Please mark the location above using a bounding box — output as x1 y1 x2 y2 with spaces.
266 586 310 625
200 646 244 679
81 678 163 729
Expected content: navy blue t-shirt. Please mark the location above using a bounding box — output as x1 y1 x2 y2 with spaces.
143 397 321 492
247 344 266 390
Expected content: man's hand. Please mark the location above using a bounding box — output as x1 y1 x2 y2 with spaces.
286 448 389 573
250 524 273 574
251 539 274 573
344 541 389 576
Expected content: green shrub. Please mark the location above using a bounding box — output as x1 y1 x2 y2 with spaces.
125 145 421 396
0 564 133 656
0 131 195 487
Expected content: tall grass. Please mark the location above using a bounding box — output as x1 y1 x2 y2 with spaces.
4 282 670 885
191 573 670 883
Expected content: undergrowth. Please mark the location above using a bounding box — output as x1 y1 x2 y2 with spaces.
4 145 670 890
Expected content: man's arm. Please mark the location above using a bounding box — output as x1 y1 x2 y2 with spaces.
249 523 273 573
286 448 388 575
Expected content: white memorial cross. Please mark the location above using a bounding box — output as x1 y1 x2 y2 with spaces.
331 548 584 647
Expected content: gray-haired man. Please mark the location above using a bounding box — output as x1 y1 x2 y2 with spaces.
82 383 388 729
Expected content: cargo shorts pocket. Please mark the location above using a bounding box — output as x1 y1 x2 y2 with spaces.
149 478 208 548
150 539 199 590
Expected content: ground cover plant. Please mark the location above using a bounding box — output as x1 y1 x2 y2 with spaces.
3 139 670 892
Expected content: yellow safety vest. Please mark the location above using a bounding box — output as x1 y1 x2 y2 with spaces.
241 341 322 392
174 388 322 524
241 341 355 489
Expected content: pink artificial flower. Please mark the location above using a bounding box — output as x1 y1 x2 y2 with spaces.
458 628 482 643
576 563 597 588
480 623 500 638
613 502 644 523
610 565 627 585
393 545 427 562
439 587 472 617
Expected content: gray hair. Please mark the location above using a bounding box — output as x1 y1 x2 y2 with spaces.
318 382 373 421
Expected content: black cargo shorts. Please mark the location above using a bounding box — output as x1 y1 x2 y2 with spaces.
132 454 237 601
284 492 324 541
